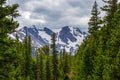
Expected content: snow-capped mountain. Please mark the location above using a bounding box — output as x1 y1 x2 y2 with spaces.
10 26 87 53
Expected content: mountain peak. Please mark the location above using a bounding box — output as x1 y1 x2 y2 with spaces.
43 27 54 36
11 26 86 53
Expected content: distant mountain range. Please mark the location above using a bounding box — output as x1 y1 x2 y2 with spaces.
9 26 87 53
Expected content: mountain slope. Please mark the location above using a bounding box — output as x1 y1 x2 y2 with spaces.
11 26 87 53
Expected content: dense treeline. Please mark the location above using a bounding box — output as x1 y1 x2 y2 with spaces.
0 0 72 80
1 0 120 80
73 0 120 80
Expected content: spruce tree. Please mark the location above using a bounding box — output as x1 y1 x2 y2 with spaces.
104 5 120 79
92 35 105 80
74 1 102 79
88 1 101 37
44 46 52 80
22 31 33 80
33 51 40 80
101 0 118 25
62 47 69 80
0 0 19 79
58 51 64 80
13 34 23 79
45 56 51 80
100 0 118 79
35 46 51 80
39 49 44 80
73 0 120 80
101 0 118 37
51 33 59 80
72 41 88 80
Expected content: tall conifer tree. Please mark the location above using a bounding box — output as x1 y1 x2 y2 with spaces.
63 49 69 80
101 0 118 25
44 46 52 80
22 31 33 80
100 0 118 79
88 0 101 37
51 33 59 80
0 0 19 79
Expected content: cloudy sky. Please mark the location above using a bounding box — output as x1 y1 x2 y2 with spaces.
8 0 105 31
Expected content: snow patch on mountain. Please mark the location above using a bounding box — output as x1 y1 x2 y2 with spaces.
11 26 87 53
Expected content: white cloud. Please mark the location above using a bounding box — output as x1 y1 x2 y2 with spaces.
118 0 120 2
79 16 90 26
17 10 46 27
22 11 31 19
10 0 103 31
22 11 46 24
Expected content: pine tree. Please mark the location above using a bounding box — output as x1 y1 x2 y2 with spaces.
92 35 105 80
87 2 102 78
35 46 51 80
51 33 59 80
88 1 101 37
103 5 120 79
73 1 102 79
72 41 88 80
45 56 51 80
101 0 118 25
62 47 69 80
73 0 120 80
0 0 19 79
22 31 33 80
39 49 44 80
101 0 118 37
13 34 23 80
35 50 40 80
58 51 64 80
100 1 119 79
44 46 52 80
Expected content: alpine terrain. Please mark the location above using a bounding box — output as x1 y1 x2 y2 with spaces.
9 26 87 53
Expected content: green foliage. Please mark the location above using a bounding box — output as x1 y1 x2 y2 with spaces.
51 33 59 80
0 0 20 79
22 32 33 80
88 1 101 36
72 0 120 80
59 48 71 80
1 0 120 80
44 46 52 80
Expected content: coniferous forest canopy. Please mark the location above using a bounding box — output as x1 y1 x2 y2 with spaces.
0 0 120 80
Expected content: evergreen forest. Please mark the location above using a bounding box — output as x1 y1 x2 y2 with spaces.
0 0 120 80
